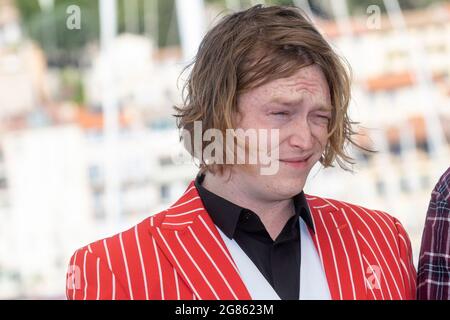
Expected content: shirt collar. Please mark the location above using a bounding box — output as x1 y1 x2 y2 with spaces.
194 173 315 239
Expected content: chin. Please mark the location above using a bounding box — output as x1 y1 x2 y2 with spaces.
269 178 306 197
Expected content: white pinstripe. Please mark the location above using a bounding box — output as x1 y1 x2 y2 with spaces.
392 227 412 288
308 210 325 271
112 274 117 300
329 213 356 299
134 225 149 299
162 221 194 226
165 208 204 218
318 210 343 299
365 211 405 278
152 236 165 299
319 198 338 210
102 239 116 300
340 208 366 297
358 231 392 299
83 250 88 300
398 233 416 286
71 249 79 300
357 205 403 292
96 258 101 300
312 204 332 209
372 210 401 255
119 232 134 300
175 230 220 299
400 259 412 288
174 268 180 300
362 254 381 300
156 228 201 299
398 232 409 248
150 216 165 299
168 196 201 210
349 205 401 299
187 226 239 300
182 185 196 196
338 201 399 298
66 258 70 299
198 215 240 274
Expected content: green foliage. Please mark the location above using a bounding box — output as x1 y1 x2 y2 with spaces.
156 0 180 47
14 0 445 66
16 0 99 66
14 0 180 64
14 0 40 21
60 68 85 104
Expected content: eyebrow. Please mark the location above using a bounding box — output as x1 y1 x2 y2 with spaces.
268 98 332 112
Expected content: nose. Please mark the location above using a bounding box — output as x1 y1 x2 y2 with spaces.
287 118 314 151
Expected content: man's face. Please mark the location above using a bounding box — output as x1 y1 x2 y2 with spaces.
231 64 331 200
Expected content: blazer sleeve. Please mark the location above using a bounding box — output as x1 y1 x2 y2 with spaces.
66 247 129 300
392 217 417 299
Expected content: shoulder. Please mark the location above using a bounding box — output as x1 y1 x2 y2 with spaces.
66 209 173 300
68 182 199 264
306 194 415 272
435 167 450 193
305 194 405 236
431 167 450 204
69 212 167 265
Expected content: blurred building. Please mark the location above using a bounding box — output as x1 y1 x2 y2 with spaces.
0 1 449 299
84 34 182 123
0 0 21 47
307 2 450 263
0 126 92 298
0 0 50 124
0 123 196 298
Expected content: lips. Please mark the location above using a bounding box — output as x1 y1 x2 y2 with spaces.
278 155 312 168
279 155 312 162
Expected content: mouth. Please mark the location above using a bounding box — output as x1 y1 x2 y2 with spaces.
278 155 312 169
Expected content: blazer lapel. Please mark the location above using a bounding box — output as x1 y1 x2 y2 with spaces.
306 195 367 300
149 182 251 300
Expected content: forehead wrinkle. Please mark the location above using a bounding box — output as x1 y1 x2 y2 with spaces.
278 65 329 95
269 87 330 109
240 65 331 109
265 81 322 100
269 74 328 98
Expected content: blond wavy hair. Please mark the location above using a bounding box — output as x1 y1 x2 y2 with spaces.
175 5 364 173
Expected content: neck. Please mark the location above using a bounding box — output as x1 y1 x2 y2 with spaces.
201 170 295 240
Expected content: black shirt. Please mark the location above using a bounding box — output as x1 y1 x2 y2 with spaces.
195 173 315 300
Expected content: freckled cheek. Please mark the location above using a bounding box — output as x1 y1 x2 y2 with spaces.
311 125 329 148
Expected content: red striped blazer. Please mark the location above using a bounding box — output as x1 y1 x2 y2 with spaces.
66 180 416 300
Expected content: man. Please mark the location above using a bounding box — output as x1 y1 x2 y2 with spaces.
417 167 450 300
66 5 416 300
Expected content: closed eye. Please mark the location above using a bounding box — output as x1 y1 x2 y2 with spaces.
315 114 331 120
270 111 289 116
